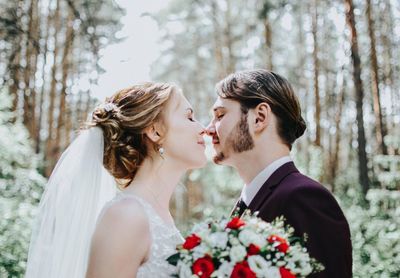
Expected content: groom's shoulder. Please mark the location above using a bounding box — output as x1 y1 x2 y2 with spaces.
279 169 334 199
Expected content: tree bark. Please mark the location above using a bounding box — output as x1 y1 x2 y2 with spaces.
311 0 321 147
344 0 370 196
23 0 40 139
366 0 387 154
330 74 346 191
379 0 397 152
224 0 235 74
264 17 273 71
54 9 75 160
210 0 225 80
45 0 62 176
35 1 53 153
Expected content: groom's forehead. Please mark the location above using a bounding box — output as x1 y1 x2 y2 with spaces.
212 97 237 111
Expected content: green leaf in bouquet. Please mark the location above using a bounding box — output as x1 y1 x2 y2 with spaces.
166 253 180 266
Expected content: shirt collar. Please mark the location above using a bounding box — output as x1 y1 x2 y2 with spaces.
240 156 292 206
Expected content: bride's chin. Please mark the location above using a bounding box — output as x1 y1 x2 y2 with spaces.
188 155 208 169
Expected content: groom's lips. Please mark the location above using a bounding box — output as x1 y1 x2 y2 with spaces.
212 137 220 144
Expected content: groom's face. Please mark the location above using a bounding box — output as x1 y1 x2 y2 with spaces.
206 97 254 165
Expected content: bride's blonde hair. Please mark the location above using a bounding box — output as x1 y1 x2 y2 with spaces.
89 82 176 188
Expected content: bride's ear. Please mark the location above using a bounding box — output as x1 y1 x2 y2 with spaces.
144 124 163 143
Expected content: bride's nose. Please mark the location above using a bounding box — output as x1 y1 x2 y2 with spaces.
205 122 216 136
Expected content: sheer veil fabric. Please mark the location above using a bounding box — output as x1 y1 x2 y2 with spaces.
25 127 117 278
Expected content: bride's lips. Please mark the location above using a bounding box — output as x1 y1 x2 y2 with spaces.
197 140 206 147
212 137 220 145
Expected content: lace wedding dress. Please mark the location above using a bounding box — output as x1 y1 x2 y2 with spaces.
105 193 184 277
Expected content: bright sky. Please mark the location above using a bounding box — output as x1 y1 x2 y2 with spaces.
91 0 170 101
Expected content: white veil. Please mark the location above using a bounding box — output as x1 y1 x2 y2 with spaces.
25 127 117 278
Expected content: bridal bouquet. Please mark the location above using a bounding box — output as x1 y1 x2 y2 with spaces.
167 213 324 278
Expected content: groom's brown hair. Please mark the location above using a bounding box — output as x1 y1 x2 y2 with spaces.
216 69 306 149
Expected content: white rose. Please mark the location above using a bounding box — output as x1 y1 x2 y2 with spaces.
238 230 266 248
216 261 234 277
192 244 210 260
247 255 272 277
229 236 240 246
191 223 210 239
178 261 193 278
208 232 228 249
229 245 247 263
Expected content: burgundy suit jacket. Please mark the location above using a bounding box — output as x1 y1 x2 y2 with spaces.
235 162 352 278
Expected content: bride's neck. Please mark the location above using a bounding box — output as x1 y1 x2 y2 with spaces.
124 157 185 210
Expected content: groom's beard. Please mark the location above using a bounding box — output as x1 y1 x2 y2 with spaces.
213 112 254 164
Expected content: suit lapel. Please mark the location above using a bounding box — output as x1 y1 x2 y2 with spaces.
229 198 241 218
248 162 299 212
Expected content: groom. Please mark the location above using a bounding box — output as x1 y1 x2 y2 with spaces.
206 69 352 278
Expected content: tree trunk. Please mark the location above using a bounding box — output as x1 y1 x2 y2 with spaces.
379 0 397 153
45 0 62 176
54 9 75 160
9 46 22 114
23 0 39 139
8 0 25 115
84 91 93 122
65 97 73 146
211 0 225 80
35 2 53 154
224 0 235 74
330 74 346 191
344 0 370 196
311 0 321 147
264 17 273 71
366 0 387 154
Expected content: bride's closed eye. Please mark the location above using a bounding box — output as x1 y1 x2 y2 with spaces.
186 109 196 122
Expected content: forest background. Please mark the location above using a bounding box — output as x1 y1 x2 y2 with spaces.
0 0 399 277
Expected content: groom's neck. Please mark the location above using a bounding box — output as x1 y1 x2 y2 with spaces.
233 141 290 185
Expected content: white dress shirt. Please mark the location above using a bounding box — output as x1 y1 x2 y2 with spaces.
240 156 292 206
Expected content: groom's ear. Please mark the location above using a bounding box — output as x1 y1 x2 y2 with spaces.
252 102 270 133
144 124 163 143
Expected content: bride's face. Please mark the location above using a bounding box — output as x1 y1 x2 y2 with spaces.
161 91 207 169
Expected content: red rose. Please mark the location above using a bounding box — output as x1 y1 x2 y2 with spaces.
268 234 289 253
231 261 256 278
247 244 261 256
279 267 297 278
183 234 201 250
226 217 246 230
192 255 214 278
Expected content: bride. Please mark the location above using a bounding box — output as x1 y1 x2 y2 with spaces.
25 82 207 277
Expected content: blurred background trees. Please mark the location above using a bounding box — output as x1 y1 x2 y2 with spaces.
0 0 399 276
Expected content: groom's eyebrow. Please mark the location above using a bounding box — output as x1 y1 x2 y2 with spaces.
213 106 225 113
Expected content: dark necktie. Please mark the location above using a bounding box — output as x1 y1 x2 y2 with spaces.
231 198 248 218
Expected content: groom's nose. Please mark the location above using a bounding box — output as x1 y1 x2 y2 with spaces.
205 122 216 136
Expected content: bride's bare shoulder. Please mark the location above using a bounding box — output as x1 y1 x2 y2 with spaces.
87 197 150 276
97 196 149 230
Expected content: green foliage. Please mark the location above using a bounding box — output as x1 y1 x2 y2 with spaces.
0 90 46 277
346 189 400 277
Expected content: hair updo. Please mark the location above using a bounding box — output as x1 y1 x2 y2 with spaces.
88 82 176 188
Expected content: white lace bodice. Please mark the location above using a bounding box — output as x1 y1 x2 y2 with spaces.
110 193 183 277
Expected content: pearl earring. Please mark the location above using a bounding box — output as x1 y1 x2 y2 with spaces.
158 146 165 157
